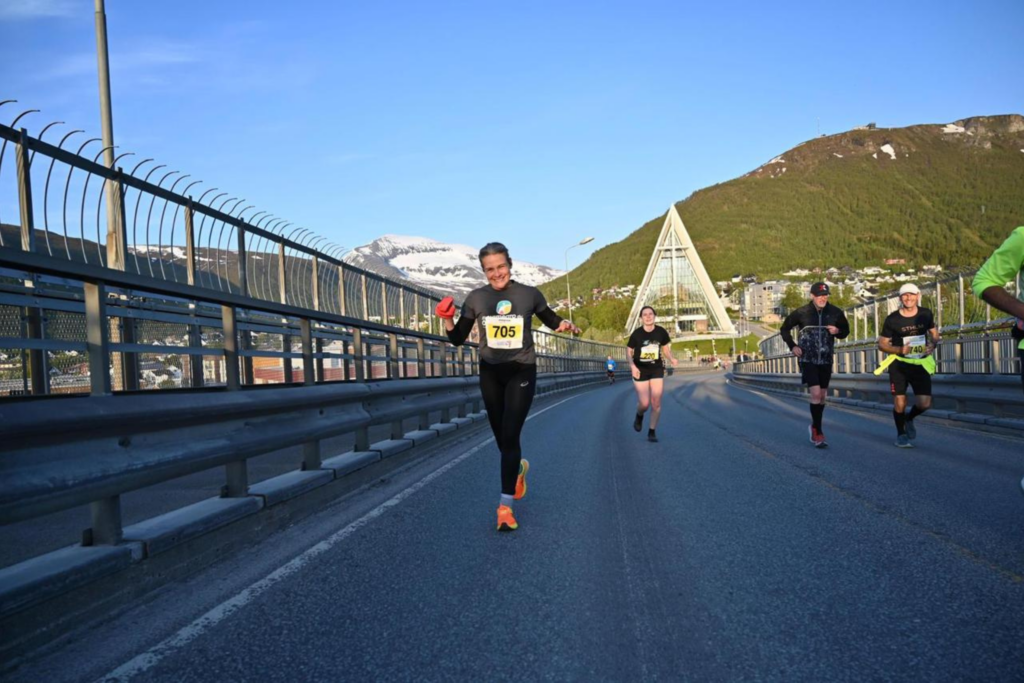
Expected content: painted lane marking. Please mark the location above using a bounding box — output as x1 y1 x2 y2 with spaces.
97 394 581 682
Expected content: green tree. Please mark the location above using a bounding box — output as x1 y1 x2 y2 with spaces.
781 285 804 314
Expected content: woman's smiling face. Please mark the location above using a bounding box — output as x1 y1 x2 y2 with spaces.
481 253 511 290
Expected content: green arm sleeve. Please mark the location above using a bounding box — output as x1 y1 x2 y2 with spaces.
972 226 1024 297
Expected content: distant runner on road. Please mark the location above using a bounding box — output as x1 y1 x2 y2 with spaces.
780 282 850 448
627 306 678 443
438 242 579 532
606 356 617 384
876 283 940 448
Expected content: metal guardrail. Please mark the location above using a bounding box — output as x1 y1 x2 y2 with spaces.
748 330 1022 378
758 271 1020 358
735 331 1024 419
0 119 629 397
0 107 629 608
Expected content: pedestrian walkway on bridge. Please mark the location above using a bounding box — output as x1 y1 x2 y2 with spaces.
6 372 1023 682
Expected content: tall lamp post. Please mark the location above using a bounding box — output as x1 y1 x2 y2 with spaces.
564 236 594 326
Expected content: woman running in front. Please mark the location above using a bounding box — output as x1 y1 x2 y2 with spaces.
436 242 579 531
627 306 678 442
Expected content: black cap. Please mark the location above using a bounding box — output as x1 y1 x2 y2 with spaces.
810 282 830 296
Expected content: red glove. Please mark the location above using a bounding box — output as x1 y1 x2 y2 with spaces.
435 296 456 319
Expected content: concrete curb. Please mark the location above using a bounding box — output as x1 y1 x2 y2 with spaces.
729 376 1024 435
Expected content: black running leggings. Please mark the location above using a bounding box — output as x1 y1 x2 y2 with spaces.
478 361 537 495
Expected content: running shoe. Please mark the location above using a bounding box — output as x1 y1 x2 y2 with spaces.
514 459 529 500
895 434 914 448
647 429 658 443
633 413 643 432
905 418 917 441
808 425 817 445
809 426 827 448
496 505 518 531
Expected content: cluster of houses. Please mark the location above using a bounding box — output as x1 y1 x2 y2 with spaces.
552 284 637 314
717 264 946 322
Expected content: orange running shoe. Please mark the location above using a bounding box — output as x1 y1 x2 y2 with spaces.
496 505 518 531
514 459 530 500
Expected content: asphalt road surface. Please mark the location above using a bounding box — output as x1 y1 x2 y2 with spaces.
10 372 1024 682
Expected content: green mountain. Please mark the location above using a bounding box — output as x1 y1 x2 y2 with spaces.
542 115 1024 306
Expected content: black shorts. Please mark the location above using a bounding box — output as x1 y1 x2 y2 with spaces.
607 369 616 377
634 365 665 382
801 363 832 389
889 360 932 396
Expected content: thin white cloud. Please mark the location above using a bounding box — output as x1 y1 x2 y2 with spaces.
44 40 203 80
325 153 372 165
0 0 76 20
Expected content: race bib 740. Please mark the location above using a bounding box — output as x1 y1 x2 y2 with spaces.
904 334 927 359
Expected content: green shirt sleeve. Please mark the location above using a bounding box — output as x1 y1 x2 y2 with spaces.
972 226 1024 298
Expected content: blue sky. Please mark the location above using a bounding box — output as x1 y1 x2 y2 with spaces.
2 0 1022 267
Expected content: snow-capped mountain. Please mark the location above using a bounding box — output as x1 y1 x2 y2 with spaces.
343 235 564 299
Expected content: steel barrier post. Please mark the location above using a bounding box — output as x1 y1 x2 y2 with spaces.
381 280 389 326
352 328 365 381
236 226 248 297
361 273 369 322
388 331 399 379
300 319 315 386
187 315 205 388
220 304 248 495
89 496 123 546
350 326 370 449
416 337 426 379
282 332 294 384
311 255 320 312
399 286 406 329
439 343 451 422
298 319 322 469
338 262 347 316
222 305 241 391
84 281 112 396
278 241 288 305
16 129 48 395
184 200 197 286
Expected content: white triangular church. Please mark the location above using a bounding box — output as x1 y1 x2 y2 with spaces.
625 205 737 340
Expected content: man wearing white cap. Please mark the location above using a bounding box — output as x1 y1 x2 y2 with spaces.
877 283 940 448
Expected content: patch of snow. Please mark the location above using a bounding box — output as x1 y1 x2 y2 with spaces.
941 124 966 134
872 153 878 159
767 156 785 165
880 144 896 160
832 153 844 158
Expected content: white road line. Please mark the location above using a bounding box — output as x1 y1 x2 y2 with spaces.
96 393 581 682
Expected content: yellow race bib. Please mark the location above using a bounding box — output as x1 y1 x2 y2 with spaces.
639 343 660 363
484 315 524 350
904 334 927 359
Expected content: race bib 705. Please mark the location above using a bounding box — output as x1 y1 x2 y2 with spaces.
484 315 524 350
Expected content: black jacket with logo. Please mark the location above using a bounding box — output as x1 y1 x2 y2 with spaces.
780 302 851 366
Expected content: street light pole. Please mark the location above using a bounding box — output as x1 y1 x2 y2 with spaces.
94 0 124 270
563 236 594 327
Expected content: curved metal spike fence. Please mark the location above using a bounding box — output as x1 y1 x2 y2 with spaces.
0 110 628 398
